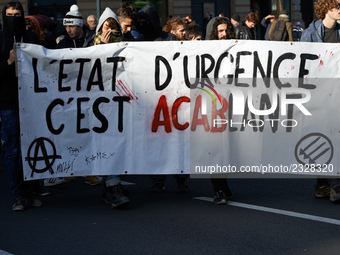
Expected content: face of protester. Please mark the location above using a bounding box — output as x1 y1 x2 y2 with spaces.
102 20 114 34
6 7 21 17
87 17 97 30
245 20 256 28
217 23 228 40
119 17 133 34
65 25 83 39
171 24 186 40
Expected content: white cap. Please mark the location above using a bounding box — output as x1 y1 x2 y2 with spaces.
63 5 83 27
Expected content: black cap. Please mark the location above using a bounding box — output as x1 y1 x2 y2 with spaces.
231 14 240 22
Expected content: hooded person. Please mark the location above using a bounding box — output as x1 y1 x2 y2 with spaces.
35 15 57 49
93 7 122 45
205 16 234 205
89 7 132 209
135 6 188 193
0 0 41 211
0 0 38 110
205 17 235 41
56 4 91 48
25 15 57 48
204 16 216 40
136 5 178 41
25 15 41 38
46 5 102 187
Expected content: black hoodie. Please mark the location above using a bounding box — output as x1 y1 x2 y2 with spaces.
136 6 178 41
0 0 38 109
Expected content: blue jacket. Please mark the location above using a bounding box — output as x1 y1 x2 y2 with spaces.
300 19 340 42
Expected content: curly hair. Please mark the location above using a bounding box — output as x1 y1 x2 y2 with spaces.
162 23 172 32
165 17 185 32
315 0 340 19
185 31 202 40
209 17 235 40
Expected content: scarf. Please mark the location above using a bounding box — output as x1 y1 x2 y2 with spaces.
94 30 122 45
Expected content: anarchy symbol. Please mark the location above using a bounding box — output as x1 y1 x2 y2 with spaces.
25 137 61 177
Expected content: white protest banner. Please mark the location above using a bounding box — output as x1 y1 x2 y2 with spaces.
16 40 340 180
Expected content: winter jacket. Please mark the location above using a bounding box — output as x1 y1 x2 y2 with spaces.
0 0 38 109
56 25 92 48
300 19 340 42
238 23 257 40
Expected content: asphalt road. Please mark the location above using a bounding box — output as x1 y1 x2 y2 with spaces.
1 151 340 255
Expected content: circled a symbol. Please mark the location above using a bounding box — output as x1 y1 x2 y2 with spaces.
25 137 61 177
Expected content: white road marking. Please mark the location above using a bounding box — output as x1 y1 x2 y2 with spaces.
193 197 340 226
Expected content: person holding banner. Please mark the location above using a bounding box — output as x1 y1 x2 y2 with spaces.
56 5 92 49
44 4 102 187
93 8 122 45
92 7 131 208
136 6 189 193
300 0 340 203
0 0 43 211
205 17 235 204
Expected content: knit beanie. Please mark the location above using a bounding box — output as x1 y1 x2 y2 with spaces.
231 14 240 23
63 5 83 27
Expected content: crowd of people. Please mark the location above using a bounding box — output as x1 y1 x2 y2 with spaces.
1 0 340 211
